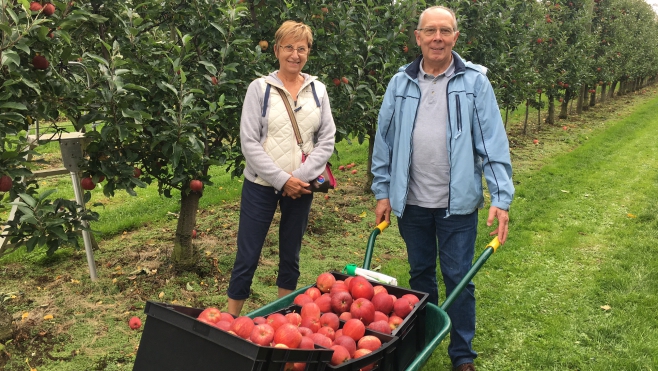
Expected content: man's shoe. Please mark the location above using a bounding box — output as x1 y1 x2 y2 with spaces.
453 363 475 371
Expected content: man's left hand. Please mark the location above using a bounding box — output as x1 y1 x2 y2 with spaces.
487 206 509 244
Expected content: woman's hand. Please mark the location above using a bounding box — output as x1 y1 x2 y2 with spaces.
282 176 312 199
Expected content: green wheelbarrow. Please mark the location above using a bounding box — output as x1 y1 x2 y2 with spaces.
247 222 502 371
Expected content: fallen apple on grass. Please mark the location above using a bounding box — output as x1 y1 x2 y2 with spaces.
129 316 142 330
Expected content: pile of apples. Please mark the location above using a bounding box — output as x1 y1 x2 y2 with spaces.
195 272 418 370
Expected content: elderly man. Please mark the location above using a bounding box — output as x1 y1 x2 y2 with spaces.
371 6 514 371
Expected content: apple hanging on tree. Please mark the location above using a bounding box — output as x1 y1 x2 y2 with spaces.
0 175 13 192
81 177 95 190
43 2 56 16
190 179 203 192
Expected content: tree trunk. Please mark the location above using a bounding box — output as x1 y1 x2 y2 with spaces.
582 84 589 111
523 100 529 135
600 84 607 104
504 107 509 130
576 85 584 114
589 89 596 107
537 92 541 131
559 98 568 119
172 191 201 271
366 126 376 192
547 95 555 125
609 81 617 98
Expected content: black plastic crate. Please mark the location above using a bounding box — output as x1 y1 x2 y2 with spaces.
133 301 333 371
326 272 429 371
263 305 398 371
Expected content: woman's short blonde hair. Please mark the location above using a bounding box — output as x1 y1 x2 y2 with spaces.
274 20 313 49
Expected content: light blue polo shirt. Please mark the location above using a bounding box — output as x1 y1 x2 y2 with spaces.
407 58 455 209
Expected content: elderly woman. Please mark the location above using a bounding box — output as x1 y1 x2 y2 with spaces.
226 21 336 316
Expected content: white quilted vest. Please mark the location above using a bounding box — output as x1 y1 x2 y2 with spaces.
254 77 323 187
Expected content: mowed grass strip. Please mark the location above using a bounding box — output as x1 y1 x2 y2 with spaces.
423 95 658 370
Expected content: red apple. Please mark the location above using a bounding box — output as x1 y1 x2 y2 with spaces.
350 298 375 325
298 327 313 337
253 316 267 325
373 285 388 296
373 311 388 323
190 179 203 192
344 276 354 289
250 324 275 346
230 316 255 339
339 312 352 321
197 307 222 324
310 333 333 348
316 272 336 293
533 139 539 145
563 126 568 130
129 316 141 330
367 320 392 335
330 281 349 293
219 312 234 323
299 336 315 349
273 323 302 349
320 312 340 331
305 287 322 301
314 294 332 313
334 329 343 338
401 294 420 306
351 169 357 174
338 165 345 171
43 3 55 16
388 315 404 331
354 349 375 371
285 312 302 327
30 2 42 11
330 290 353 314
32 55 49 70
393 297 414 319
133 167 142 177
357 335 382 351
0 175 12 192
300 316 321 333
266 313 288 331
351 278 374 300
332 78 341 87
341 76 349 84
330 345 351 365
371 293 395 315
81 177 95 190
317 326 335 341
293 293 314 306
342 319 366 341
211 76 218 85
215 320 232 331
333 335 357 357
192 229 197 238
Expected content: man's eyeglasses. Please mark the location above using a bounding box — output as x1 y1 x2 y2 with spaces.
279 45 309 55
417 27 455 37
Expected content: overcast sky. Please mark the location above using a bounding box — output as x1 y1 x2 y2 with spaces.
648 0 658 13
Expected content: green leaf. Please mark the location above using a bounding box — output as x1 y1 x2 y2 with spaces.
161 82 178 96
123 83 149 92
0 102 27 110
50 226 69 240
18 193 37 208
1 50 20 67
86 53 109 67
199 61 217 75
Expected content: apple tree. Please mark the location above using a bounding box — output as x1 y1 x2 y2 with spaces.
1 0 104 256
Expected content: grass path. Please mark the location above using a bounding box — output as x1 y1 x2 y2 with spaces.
422 93 658 370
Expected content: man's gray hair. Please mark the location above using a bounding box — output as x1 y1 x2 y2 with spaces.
417 6 458 31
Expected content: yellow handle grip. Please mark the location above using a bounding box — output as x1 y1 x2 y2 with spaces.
376 221 390 233
487 236 501 253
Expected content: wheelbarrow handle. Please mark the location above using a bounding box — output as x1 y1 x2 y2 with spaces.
362 221 390 270
440 236 501 312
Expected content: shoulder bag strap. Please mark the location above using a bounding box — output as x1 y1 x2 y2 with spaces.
274 87 304 151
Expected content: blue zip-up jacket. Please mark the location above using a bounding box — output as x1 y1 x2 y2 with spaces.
371 52 514 217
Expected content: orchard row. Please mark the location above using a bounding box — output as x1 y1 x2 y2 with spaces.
1 0 657 263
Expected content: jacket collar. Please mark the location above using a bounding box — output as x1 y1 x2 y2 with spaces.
404 51 466 80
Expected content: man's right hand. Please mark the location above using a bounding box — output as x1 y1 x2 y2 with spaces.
375 198 392 225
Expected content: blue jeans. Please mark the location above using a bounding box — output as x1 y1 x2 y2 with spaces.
227 179 313 300
397 205 478 367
